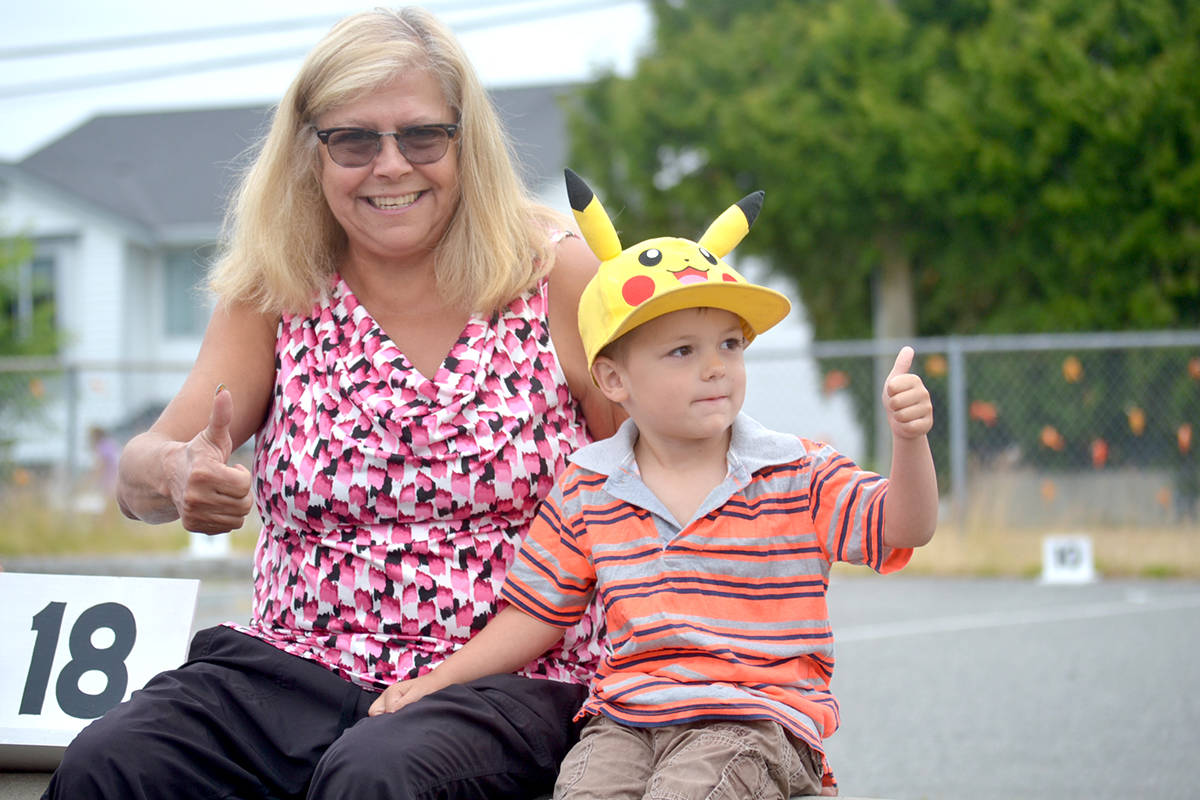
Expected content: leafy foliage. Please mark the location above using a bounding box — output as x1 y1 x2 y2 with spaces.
0 232 59 444
565 0 1200 339
0 233 57 357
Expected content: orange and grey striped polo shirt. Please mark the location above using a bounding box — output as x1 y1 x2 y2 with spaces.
500 414 911 756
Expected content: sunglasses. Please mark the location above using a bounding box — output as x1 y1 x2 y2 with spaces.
314 124 460 167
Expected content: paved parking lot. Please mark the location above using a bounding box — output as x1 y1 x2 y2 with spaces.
823 574 1200 799
4 557 1198 799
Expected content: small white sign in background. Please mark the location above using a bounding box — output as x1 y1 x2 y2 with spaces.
189 531 232 558
1040 534 1097 584
0 572 199 769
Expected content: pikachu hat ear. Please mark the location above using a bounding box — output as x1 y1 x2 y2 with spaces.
565 168 623 261
697 191 764 258
568 168 790 372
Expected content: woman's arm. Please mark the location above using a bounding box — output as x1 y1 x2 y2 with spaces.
369 605 566 715
547 233 627 441
117 301 278 532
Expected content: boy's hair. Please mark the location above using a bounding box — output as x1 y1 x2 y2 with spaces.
564 169 791 373
208 7 564 315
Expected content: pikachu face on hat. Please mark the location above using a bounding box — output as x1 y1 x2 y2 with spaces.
567 168 791 370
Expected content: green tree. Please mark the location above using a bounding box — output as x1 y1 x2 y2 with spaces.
917 0 1200 334
565 0 1200 339
1 233 57 357
1 232 59 448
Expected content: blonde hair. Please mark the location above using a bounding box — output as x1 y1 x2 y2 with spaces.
208 7 563 314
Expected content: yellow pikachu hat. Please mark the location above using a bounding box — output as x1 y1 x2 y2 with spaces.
568 168 791 369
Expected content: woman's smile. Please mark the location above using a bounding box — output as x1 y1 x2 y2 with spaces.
364 191 424 211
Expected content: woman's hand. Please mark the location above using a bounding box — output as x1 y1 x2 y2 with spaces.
164 386 254 533
117 301 275 527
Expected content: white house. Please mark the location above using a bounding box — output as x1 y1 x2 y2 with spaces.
0 84 860 481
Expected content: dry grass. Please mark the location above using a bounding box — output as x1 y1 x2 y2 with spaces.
0 488 259 558
877 524 1200 579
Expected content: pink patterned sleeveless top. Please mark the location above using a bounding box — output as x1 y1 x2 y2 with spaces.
229 262 604 690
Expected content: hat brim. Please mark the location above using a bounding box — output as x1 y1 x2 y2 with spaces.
597 282 791 362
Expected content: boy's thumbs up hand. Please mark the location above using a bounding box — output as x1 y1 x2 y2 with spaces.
882 346 933 440
168 385 254 534
888 346 914 380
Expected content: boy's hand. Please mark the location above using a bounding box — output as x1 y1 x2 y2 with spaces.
368 674 448 716
882 346 933 439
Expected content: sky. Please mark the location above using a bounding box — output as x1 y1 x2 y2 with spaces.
0 0 652 162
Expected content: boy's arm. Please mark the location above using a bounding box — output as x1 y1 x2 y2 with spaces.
880 346 939 549
368 605 565 715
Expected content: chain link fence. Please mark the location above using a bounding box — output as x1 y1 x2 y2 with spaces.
3 330 1199 532
0 359 191 511
747 330 1200 532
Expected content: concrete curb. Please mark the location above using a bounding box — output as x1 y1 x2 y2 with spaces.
2 552 253 581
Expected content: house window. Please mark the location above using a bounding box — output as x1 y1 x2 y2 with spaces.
10 252 57 342
164 245 214 337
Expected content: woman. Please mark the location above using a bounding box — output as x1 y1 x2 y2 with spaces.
45 7 620 799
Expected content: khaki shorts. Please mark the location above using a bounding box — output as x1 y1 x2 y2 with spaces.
552 715 824 800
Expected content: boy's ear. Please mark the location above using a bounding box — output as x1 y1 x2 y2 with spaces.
590 356 629 404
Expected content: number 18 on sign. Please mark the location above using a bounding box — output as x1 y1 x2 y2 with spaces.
1 572 199 769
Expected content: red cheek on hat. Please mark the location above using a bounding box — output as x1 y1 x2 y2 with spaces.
723 273 739 282
622 275 656 306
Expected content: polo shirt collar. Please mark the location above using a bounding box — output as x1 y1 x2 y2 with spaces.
568 412 806 489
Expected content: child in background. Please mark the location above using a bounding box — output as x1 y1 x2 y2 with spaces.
370 170 939 798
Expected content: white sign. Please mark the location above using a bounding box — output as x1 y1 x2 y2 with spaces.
1040 534 1097 584
189 531 232 558
0 572 199 769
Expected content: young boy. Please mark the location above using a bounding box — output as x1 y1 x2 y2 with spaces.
370 171 938 798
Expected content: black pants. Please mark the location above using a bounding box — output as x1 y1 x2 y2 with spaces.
42 625 587 800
